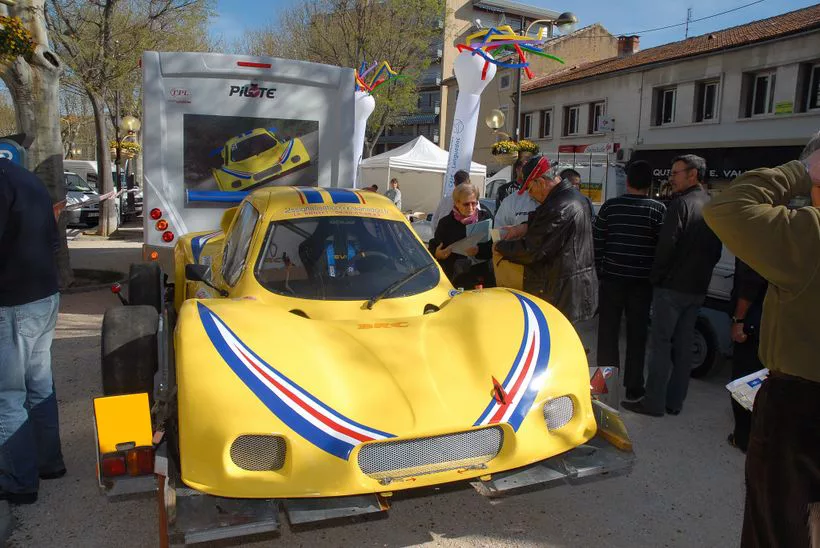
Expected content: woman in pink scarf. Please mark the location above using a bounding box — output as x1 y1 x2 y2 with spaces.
428 183 495 288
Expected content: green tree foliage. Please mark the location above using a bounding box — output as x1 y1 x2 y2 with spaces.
242 0 445 156
47 0 214 235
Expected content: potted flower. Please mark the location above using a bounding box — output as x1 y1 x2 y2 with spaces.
516 139 539 163
491 139 519 165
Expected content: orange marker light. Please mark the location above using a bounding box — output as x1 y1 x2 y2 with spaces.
149 251 159 261
155 219 168 231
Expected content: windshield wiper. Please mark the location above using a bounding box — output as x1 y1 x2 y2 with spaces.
364 262 437 310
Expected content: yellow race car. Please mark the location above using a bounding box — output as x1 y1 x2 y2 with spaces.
211 127 310 191
95 187 634 545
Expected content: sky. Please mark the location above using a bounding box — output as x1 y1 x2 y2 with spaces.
210 0 818 51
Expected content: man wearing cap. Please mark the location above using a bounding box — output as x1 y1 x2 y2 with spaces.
494 155 598 324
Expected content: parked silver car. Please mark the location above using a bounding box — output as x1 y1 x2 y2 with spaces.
64 171 100 227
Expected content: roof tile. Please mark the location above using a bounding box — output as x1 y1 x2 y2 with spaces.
523 4 820 91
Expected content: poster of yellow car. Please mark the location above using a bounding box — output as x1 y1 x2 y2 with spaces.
212 127 311 191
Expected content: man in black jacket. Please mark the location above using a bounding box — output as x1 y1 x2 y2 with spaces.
494 155 598 324
623 154 722 417
0 160 66 504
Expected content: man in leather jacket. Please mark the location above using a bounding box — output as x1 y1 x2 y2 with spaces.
494 155 598 324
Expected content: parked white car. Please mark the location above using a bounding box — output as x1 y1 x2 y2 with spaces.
64 171 100 227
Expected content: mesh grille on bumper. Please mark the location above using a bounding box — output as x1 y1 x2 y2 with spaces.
230 435 286 471
357 427 503 482
543 396 575 431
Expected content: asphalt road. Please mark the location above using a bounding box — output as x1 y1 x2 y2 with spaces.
6 240 747 547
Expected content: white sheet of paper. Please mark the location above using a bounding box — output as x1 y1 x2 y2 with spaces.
447 219 491 256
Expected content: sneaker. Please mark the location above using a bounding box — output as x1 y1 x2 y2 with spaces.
0 491 37 505
621 400 664 417
625 388 645 401
39 468 66 480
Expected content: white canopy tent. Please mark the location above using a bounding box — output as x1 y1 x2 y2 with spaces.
359 136 487 214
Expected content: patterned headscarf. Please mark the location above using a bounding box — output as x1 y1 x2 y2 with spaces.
517 155 551 195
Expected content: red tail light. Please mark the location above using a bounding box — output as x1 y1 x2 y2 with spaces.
155 219 168 231
149 208 162 220
238 61 271 68
101 453 127 477
126 446 154 476
110 283 121 294
162 231 175 243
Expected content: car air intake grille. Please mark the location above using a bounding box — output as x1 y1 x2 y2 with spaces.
230 435 286 471
543 396 574 431
357 427 503 482
255 163 282 181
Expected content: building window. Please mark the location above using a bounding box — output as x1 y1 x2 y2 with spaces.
654 87 676 125
563 105 580 136
806 63 820 111
589 101 606 133
540 109 552 138
521 112 533 139
695 80 719 122
748 71 776 116
499 74 511 90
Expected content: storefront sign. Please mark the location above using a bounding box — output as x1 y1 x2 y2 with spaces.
774 101 793 115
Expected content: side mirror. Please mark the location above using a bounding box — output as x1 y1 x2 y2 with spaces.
185 263 209 283
185 263 229 297
220 207 238 234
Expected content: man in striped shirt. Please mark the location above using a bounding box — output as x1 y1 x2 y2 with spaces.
593 160 666 401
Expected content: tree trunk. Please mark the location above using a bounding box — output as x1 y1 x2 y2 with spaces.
87 89 118 236
1 2 73 287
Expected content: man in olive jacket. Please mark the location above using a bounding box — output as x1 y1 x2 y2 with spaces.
494 155 598 324
703 133 820 548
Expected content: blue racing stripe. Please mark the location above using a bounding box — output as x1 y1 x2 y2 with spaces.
326 188 361 204
300 188 324 204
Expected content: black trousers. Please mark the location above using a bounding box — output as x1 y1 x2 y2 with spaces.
596 277 653 392
742 372 820 547
730 336 763 451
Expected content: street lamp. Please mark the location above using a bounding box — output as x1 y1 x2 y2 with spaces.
513 12 578 141
121 115 141 134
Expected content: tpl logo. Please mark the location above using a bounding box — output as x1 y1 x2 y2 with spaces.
229 83 276 99
358 322 409 329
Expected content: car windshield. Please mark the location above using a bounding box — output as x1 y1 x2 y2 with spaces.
230 133 278 163
64 173 94 193
255 216 439 300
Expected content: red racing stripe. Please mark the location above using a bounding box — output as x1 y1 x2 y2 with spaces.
489 333 536 423
235 346 372 443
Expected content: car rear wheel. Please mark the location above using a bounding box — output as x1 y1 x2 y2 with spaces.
129 262 163 312
101 305 158 398
690 316 718 379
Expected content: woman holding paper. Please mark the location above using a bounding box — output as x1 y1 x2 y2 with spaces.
428 183 495 289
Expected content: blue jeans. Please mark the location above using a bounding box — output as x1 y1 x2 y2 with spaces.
0 293 64 494
643 288 704 414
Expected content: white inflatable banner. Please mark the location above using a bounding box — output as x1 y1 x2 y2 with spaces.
442 51 496 197
352 90 375 188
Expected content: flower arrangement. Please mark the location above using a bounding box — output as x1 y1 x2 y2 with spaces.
516 139 539 154
109 139 142 158
0 16 34 63
491 140 518 155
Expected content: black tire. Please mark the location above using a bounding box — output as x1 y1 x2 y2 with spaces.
691 316 718 379
101 305 159 398
129 262 163 312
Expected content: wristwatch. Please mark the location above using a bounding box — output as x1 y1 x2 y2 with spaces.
732 316 745 324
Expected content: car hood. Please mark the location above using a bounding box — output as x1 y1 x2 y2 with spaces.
177 288 587 445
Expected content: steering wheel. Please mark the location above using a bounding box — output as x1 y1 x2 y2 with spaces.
353 250 396 272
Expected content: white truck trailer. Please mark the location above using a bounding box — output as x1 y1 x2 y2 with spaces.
141 52 355 272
